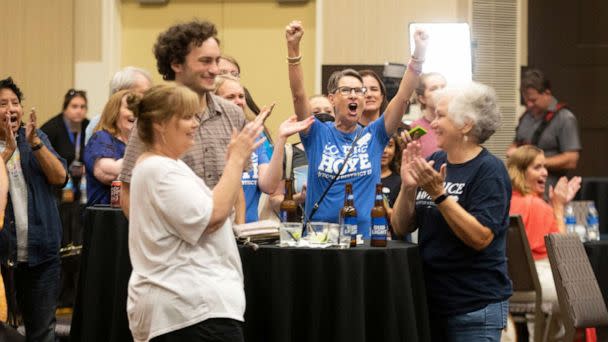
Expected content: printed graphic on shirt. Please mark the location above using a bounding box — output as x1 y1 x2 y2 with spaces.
316 132 373 180
416 181 466 206
242 151 259 186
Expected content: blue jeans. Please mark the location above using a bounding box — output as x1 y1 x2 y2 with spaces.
15 258 60 342
430 300 509 342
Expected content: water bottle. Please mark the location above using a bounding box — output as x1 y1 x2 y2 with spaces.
79 176 87 205
586 202 600 241
564 203 576 235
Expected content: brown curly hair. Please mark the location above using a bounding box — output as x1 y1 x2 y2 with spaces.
153 20 220 81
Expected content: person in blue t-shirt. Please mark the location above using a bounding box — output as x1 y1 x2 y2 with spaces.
84 90 137 206
214 74 314 222
391 82 512 341
285 21 428 238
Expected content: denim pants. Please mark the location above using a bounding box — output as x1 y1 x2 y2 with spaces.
430 300 509 342
15 258 60 342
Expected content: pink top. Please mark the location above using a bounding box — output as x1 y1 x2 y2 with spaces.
411 116 439 158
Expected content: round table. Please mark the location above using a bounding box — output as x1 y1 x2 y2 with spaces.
239 241 431 342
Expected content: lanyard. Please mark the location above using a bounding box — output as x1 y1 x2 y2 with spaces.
63 120 82 161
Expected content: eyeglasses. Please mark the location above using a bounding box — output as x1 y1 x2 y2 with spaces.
334 86 367 97
219 69 240 78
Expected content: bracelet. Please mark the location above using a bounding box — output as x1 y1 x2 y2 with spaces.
288 60 301 66
411 55 425 63
407 60 423 76
433 193 448 205
31 142 43 151
287 55 302 63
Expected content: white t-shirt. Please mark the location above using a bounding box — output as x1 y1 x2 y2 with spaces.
127 155 245 342
0 141 29 262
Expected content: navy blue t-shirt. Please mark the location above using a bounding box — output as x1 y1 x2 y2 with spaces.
415 148 512 316
84 130 126 206
301 116 389 237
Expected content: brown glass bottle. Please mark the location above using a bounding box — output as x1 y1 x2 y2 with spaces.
370 183 388 247
339 183 358 247
280 179 299 222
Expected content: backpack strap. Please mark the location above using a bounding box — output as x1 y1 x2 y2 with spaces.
516 102 567 146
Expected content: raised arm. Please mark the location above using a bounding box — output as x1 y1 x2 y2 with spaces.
285 21 312 126
258 114 313 194
384 29 429 135
208 111 268 232
27 110 66 185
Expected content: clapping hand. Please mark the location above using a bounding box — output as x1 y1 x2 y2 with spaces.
550 176 582 205
403 140 446 198
2 113 16 157
227 119 265 168
25 108 40 146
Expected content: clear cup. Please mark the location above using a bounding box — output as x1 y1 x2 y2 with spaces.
279 222 302 246
327 223 340 245
305 222 329 244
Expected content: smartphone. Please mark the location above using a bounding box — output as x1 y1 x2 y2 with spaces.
407 125 427 140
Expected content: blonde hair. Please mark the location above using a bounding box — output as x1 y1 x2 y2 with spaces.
506 145 544 195
214 74 241 94
129 84 199 147
95 90 137 136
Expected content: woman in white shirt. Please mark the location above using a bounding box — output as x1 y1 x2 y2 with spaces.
127 84 265 342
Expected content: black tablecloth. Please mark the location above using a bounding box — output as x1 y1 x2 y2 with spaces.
69 207 430 342
239 241 430 342
70 206 133 342
585 240 608 309
576 177 608 234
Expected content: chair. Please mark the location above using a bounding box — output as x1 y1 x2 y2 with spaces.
506 215 555 342
545 233 608 341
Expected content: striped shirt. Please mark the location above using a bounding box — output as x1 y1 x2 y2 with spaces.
119 92 246 188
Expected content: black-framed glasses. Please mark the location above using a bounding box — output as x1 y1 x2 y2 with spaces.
335 86 367 97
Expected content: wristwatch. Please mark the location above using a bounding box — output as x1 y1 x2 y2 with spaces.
30 142 43 151
433 193 448 205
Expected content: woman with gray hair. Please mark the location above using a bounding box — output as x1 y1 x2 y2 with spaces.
391 82 512 341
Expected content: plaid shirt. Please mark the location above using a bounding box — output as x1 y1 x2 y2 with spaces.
119 93 246 188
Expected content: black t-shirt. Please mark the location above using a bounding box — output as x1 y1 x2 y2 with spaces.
381 172 401 208
415 149 512 316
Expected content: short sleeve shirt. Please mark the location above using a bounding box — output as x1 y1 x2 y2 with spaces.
119 93 246 188
300 116 390 237
515 97 581 184
84 130 126 206
415 149 512 316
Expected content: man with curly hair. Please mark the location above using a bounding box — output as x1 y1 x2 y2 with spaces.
119 20 247 216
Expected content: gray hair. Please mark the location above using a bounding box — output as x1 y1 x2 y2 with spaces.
109 66 153 95
434 82 501 144
326 68 363 94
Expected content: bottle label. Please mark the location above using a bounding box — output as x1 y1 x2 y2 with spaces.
344 216 358 235
371 216 387 241
347 194 354 201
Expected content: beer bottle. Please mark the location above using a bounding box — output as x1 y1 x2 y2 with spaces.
280 178 299 222
339 183 358 247
370 183 388 247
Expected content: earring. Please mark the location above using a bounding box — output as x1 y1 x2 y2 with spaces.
463 135 468 143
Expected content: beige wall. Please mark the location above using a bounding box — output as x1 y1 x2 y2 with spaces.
322 0 469 65
120 0 316 138
0 0 74 125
